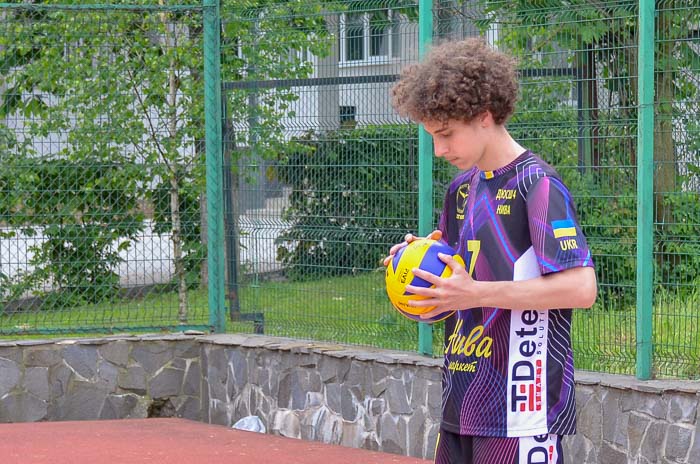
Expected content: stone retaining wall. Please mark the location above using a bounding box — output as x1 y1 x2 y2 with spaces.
0 334 698 463
0 334 203 422
201 334 442 458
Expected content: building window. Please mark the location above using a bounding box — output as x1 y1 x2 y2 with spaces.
340 105 357 127
340 10 401 63
346 14 365 61
369 12 389 56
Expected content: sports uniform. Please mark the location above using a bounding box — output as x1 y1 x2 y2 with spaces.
434 150 594 463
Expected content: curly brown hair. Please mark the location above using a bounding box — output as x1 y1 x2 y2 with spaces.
391 38 519 125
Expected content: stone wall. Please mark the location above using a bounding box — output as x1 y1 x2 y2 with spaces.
569 374 700 464
0 334 203 422
1 333 698 463
201 334 442 458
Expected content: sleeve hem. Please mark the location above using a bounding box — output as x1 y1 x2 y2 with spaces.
540 259 595 276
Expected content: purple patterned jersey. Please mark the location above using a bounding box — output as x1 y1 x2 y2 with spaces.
437 151 593 437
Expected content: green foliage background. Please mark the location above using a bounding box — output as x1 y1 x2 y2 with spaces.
275 125 453 280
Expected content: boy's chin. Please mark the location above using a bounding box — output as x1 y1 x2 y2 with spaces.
452 160 474 170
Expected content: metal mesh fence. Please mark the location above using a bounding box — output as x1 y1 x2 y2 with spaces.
652 0 700 378
1 1 698 379
434 0 698 378
435 1 643 375
0 2 209 334
220 0 430 350
221 0 700 378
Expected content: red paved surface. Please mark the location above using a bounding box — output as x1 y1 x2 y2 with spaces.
0 418 431 464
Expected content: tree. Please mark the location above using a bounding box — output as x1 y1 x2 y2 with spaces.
458 0 700 292
0 0 335 322
472 0 700 220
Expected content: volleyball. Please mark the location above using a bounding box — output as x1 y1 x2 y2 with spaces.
385 239 465 322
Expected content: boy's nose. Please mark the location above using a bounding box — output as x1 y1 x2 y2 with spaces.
434 144 447 158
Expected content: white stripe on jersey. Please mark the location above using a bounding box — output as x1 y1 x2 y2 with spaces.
518 434 560 464
515 158 545 199
507 246 549 436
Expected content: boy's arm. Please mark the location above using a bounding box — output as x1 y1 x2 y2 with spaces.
407 259 597 320
474 265 597 311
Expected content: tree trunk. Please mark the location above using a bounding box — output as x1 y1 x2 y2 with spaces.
621 30 639 167
170 174 188 323
199 185 208 289
161 5 188 323
654 4 677 225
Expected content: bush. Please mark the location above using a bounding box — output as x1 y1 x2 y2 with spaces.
275 119 700 298
275 125 453 280
572 175 700 305
1 159 144 309
655 191 700 291
511 103 700 304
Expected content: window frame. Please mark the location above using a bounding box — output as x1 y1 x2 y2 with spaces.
339 9 401 65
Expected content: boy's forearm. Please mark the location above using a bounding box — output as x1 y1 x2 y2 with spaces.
473 266 597 311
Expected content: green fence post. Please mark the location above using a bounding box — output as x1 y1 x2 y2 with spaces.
204 0 226 333
636 0 655 380
417 0 433 356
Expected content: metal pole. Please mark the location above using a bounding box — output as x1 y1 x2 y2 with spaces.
204 0 226 333
417 0 433 356
636 0 655 380
222 99 241 320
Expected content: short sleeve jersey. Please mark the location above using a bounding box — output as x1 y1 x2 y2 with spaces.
437 150 594 438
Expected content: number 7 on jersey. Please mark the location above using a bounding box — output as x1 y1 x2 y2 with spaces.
467 240 480 276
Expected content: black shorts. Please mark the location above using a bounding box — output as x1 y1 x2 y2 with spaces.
434 429 564 464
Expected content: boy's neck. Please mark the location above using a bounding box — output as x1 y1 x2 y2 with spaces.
476 125 525 172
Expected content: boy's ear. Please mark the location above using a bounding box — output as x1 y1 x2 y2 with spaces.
479 110 495 127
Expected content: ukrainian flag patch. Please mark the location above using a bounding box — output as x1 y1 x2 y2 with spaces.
552 219 577 238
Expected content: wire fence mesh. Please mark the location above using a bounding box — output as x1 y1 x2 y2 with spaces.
0 0 698 379
651 0 700 378
0 2 209 334
220 0 431 350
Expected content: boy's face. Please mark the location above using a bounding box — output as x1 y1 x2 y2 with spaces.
422 118 487 170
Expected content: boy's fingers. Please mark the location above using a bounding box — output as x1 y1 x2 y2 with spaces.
428 230 443 241
438 253 465 272
419 308 445 320
385 231 443 268
389 241 408 255
411 268 440 286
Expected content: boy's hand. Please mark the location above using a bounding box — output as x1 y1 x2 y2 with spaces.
404 252 476 320
382 230 443 267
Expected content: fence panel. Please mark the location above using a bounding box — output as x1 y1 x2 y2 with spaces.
220 0 432 351
225 0 700 378
429 0 698 378
434 1 642 376
652 0 700 378
0 2 209 335
1 1 698 379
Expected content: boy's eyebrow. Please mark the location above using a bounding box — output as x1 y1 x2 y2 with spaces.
433 125 450 134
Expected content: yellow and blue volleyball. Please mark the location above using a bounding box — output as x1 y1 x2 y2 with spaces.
385 239 465 323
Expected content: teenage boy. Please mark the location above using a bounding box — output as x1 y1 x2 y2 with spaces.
385 38 597 464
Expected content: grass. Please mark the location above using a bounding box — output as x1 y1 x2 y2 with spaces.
571 284 700 379
2 273 698 378
227 271 431 352
0 272 426 351
0 289 211 340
